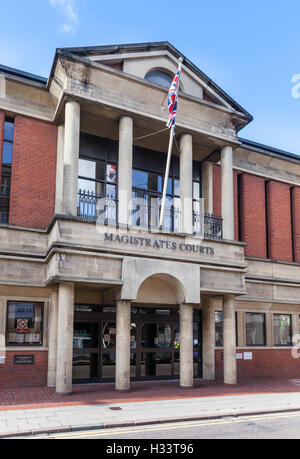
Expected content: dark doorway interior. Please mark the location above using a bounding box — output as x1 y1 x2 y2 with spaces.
72 305 202 384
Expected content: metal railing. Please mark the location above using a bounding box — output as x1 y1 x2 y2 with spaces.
77 189 223 239
131 200 181 233
77 189 118 224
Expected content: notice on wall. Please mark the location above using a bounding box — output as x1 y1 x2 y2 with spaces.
236 353 243 360
14 355 34 365
244 352 253 360
17 319 29 333
16 334 25 343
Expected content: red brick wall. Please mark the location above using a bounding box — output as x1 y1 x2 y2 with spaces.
291 187 300 262
239 173 267 258
0 351 48 388
266 180 293 262
0 111 4 181
213 165 221 216
9 116 57 229
233 170 239 240
213 166 239 240
216 349 300 380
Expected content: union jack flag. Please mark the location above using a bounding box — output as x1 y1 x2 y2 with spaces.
166 63 182 130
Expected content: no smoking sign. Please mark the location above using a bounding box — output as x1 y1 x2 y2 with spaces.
17 319 29 333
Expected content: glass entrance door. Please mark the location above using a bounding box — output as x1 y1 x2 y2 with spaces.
73 307 202 383
73 322 99 382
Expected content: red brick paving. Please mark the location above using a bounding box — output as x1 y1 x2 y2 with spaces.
1 378 300 412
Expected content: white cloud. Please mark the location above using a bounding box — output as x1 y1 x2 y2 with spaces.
50 0 79 34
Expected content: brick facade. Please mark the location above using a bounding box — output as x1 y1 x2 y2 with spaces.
216 349 300 380
0 110 4 180
9 116 57 229
291 187 300 262
233 170 239 241
213 165 221 216
240 173 267 258
0 351 48 388
267 180 293 262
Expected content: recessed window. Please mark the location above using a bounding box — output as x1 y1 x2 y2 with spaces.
0 118 14 224
6 301 44 346
246 313 266 346
215 311 238 347
145 70 182 92
273 314 292 346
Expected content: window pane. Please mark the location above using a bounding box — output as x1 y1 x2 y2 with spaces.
215 311 223 346
4 121 14 141
215 311 237 347
166 177 172 195
1 175 10 196
2 142 13 164
145 71 173 89
133 169 148 189
95 161 105 181
148 172 162 192
246 313 266 346
78 178 96 194
193 182 200 200
6 302 43 346
106 164 117 184
174 179 180 196
78 159 96 179
106 184 116 199
142 323 172 349
274 314 292 346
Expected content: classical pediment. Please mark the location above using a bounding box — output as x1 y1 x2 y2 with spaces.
54 41 252 126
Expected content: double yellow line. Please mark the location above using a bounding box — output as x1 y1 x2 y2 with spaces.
29 410 300 439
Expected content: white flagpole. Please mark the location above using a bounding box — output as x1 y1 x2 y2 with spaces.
159 57 183 229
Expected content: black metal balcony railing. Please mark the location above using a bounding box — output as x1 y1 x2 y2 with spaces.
194 211 223 239
77 189 223 239
77 189 118 224
131 200 182 234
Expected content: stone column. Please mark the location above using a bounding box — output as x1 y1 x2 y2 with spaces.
292 314 299 340
266 312 273 347
180 134 193 234
202 297 215 380
47 287 59 388
118 116 133 227
55 125 65 215
202 161 213 214
56 282 75 395
223 294 237 385
221 146 234 240
116 300 131 391
180 304 194 387
0 298 6 363
62 101 80 216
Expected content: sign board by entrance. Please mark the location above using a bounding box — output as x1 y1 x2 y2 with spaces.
14 355 35 365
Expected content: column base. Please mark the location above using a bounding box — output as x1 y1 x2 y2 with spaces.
55 392 73 397
224 383 238 387
115 389 131 393
180 384 194 389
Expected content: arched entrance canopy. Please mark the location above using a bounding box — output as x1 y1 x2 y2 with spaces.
120 257 201 304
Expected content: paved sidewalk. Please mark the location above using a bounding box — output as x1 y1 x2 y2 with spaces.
1 378 300 437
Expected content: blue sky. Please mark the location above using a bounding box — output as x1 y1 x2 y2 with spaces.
1 0 300 154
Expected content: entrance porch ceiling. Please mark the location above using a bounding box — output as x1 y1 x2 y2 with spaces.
78 106 228 162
